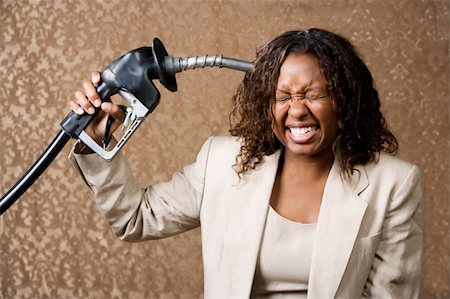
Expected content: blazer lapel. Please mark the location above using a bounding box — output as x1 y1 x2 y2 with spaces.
308 160 369 298
222 150 281 297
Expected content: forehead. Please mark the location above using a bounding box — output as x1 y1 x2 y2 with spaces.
277 54 326 89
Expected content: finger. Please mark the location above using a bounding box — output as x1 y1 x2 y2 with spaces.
101 102 126 123
69 99 84 115
83 80 101 108
74 90 95 115
91 71 101 86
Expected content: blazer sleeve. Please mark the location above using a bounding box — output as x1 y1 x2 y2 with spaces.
68 137 214 242
363 165 423 299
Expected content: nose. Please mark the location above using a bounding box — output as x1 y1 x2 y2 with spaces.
288 98 309 118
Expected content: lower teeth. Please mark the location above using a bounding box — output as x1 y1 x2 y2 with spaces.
291 128 316 137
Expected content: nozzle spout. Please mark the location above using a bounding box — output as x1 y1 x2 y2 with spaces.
163 55 254 75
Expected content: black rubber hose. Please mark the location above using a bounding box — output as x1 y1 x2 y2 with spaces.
0 130 71 215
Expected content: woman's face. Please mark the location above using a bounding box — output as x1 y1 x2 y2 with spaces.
272 53 337 160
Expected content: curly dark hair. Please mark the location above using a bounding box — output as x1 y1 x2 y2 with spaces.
229 28 398 176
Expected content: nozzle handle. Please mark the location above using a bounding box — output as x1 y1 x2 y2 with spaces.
60 46 162 139
60 72 118 138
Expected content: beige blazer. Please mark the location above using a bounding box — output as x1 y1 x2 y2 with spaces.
69 136 422 299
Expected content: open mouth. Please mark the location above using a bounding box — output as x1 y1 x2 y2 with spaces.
289 126 318 138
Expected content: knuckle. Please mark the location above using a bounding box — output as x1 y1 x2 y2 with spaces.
74 90 85 99
82 80 93 92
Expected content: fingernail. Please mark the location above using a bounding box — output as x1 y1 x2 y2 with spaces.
88 107 95 114
94 99 101 107
77 107 84 114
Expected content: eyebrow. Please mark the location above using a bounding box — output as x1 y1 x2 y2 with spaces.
275 89 292 94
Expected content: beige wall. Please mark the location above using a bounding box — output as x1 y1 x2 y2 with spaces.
0 0 448 298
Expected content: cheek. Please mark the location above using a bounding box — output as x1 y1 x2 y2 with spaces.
270 105 285 139
270 105 280 132
271 101 289 118
321 107 339 137
271 105 286 128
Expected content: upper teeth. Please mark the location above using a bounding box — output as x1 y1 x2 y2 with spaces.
290 127 317 136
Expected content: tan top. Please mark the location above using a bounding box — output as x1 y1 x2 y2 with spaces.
251 206 317 298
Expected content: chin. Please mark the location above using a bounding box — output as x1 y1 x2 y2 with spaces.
284 143 333 159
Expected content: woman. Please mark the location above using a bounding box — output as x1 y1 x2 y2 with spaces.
69 29 422 298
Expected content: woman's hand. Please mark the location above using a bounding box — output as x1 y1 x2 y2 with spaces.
69 71 125 147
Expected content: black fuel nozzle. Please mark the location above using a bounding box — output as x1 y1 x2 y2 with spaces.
60 38 254 160
60 38 174 140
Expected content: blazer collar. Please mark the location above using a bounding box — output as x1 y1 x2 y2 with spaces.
223 150 281 297
308 158 369 298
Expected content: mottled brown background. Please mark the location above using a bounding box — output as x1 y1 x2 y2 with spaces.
0 0 448 298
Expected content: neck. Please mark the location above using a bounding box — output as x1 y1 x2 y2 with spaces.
280 150 335 182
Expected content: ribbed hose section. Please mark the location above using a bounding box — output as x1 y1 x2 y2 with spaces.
164 55 254 74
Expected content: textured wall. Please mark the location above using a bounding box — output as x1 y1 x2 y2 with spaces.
0 0 448 298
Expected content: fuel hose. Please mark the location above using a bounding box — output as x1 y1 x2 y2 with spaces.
0 131 70 214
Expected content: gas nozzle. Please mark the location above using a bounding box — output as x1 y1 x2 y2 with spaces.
72 38 254 161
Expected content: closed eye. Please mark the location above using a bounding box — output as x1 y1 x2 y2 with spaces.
304 93 329 101
274 90 328 103
274 95 291 103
